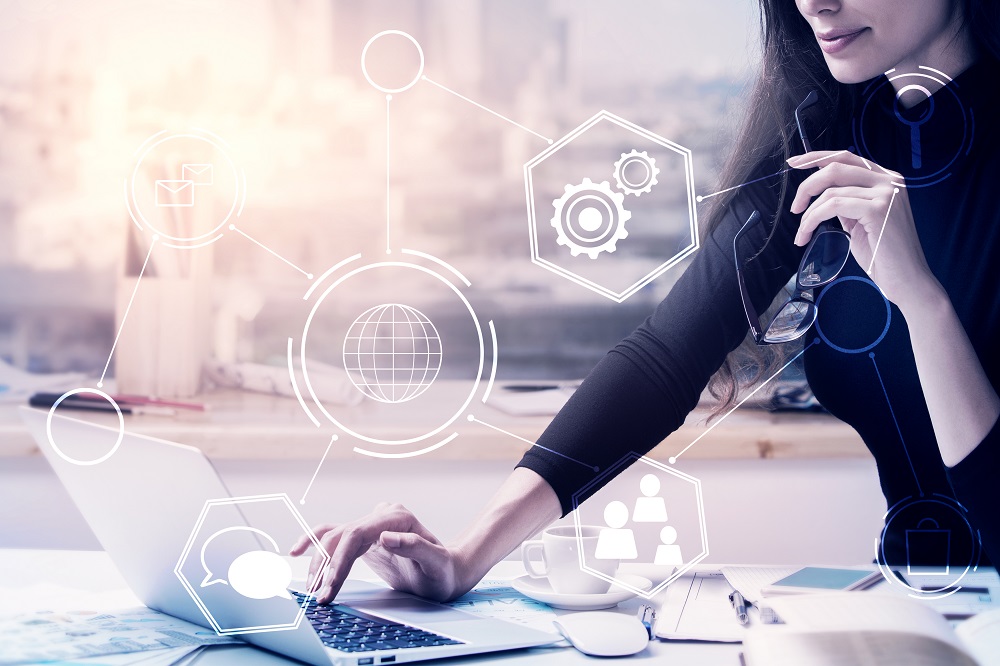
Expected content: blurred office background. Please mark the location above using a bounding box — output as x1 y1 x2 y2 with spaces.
1 1 892 565
0 0 757 380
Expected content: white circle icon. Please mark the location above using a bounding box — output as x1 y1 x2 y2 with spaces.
361 30 425 94
125 129 245 250
45 388 125 466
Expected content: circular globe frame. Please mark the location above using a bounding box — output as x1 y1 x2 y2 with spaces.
300 261 484 447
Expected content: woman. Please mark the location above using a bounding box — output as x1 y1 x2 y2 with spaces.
293 0 1000 603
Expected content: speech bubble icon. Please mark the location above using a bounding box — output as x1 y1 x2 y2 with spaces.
226 550 293 600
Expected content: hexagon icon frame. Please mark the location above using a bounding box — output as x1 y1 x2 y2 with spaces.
174 493 329 636
525 110 699 303
571 454 708 598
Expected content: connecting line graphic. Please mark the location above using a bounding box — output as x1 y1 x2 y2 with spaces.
98 235 158 388
867 187 899 275
229 224 314 280
870 352 923 496
466 415 598 472
421 76 553 145
386 94 392 254
669 339 820 463
695 150 849 203
300 435 337 505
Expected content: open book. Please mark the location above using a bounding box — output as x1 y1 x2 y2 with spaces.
743 593 1000 666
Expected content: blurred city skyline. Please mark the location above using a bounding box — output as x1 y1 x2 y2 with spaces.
0 0 762 379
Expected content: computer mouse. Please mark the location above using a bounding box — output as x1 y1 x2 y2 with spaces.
552 611 649 657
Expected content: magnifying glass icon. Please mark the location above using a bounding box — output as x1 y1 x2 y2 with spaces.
894 84 935 170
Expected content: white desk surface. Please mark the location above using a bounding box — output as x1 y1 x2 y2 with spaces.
1 549 741 665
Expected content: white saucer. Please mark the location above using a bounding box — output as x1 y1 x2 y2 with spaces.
511 573 653 611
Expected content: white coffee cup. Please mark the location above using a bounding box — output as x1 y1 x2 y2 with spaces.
520 525 618 594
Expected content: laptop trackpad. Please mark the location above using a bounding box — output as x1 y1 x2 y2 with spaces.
351 599 478 624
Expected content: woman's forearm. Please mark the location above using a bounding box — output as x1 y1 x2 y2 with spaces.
448 467 561 591
898 279 1000 467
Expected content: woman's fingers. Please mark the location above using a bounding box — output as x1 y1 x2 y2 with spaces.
786 150 900 247
379 531 445 565
797 197 874 245
312 505 433 604
787 149 880 174
789 160 887 214
289 523 337 557
794 186 875 245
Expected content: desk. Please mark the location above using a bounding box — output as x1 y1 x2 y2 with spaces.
1 549 741 665
0 382 867 461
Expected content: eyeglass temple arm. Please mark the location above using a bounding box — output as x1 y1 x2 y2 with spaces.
734 210 764 342
795 90 818 154
793 91 844 237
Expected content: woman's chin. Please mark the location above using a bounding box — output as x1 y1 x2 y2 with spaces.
825 58 886 85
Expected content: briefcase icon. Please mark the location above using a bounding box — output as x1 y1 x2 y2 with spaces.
155 180 195 207
905 518 950 576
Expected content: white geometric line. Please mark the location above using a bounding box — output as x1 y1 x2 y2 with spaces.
304 254 363 300
421 75 553 144
468 415 597 471
98 236 157 388
386 94 391 254
670 339 818 463
353 433 458 459
482 320 499 404
230 225 314 279
287 338 320 427
401 249 472 286
917 65 953 81
696 151 849 203
868 187 898 275
300 435 335 504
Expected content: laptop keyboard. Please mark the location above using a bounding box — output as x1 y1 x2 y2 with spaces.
293 591 464 654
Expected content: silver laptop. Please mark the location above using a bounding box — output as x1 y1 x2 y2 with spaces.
20 407 556 666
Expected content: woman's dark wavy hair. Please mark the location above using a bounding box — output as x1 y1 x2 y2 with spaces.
704 0 1000 417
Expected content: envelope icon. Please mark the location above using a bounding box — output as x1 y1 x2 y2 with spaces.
155 180 195 207
182 163 213 185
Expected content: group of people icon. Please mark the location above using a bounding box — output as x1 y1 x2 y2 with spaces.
594 474 683 566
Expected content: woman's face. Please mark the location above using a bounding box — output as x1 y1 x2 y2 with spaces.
794 0 964 83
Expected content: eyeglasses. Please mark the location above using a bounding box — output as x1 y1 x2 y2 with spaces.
733 91 851 345
735 210 851 344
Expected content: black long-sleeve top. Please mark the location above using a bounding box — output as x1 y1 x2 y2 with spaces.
517 56 1000 569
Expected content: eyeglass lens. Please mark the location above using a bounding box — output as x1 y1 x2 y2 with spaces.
799 230 851 288
763 300 817 344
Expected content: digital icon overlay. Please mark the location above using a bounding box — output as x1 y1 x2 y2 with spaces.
551 178 632 259
875 494 982 600
525 110 698 302
288 251 498 459
342 303 443 404
175 494 328 636
852 65 973 188
125 129 245 250
199 526 294 600
572 454 708 598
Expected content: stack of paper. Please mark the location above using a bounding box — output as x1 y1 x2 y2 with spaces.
0 606 236 665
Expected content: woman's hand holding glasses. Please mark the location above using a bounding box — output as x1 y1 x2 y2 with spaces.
787 150 938 313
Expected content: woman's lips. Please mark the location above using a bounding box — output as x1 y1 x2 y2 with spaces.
816 27 869 55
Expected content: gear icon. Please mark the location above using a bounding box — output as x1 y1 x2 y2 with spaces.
613 149 659 196
551 178 631 259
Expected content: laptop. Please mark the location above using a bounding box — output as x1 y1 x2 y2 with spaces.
20 407 557 666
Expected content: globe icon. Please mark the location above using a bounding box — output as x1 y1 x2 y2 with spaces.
342 303 443 403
